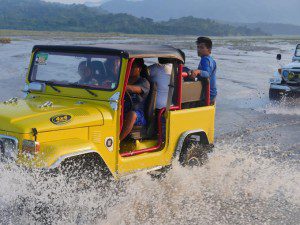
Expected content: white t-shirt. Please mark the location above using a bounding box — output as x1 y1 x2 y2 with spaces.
148 63 172 109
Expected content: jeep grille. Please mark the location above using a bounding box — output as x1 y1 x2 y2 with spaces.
0 135 18 160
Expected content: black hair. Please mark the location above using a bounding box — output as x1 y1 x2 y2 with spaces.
133 58 144 67
158 57 174 64
78 61 88 69
196 37 213 49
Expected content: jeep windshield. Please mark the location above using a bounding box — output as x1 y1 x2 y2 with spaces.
30 51 121 91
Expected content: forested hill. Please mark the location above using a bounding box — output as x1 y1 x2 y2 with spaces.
0 0 266 36
101 0 300 25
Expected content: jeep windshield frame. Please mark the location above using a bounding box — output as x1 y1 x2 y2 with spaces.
29 49 123 92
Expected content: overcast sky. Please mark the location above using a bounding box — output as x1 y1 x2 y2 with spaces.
45 0 99 3
44 0 140 3
44 0 142 3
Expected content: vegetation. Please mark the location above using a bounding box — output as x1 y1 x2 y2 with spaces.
0 38 11 44
0 0 266 36
245 22 300 36
158 17 265 36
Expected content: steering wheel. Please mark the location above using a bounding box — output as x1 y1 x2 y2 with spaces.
124 91 133 113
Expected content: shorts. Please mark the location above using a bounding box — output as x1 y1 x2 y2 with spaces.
134 110 147 126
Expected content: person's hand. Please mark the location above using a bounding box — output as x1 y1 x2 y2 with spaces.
191 69 201 78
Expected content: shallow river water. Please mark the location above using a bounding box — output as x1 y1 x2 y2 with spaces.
0 35 299 224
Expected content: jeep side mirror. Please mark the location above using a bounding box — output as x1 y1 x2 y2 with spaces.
276 54 282 60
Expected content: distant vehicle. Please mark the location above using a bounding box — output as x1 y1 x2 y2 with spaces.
0 44 215 179
269 44 300 100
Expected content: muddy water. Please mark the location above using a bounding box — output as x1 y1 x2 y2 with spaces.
0 35 299 224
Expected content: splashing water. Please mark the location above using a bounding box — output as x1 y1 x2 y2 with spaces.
261 98 300 116
0 141 299 225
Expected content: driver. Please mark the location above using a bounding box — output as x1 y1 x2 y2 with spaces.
120 59 150 141
77 61 98 85
105 58 121 83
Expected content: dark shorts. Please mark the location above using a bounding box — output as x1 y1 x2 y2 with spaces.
134 110 147 126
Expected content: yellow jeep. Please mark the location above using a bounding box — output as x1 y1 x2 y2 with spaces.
0 44 215 178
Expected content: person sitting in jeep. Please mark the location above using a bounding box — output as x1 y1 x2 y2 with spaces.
105 58 121 83
120 59 150 141
77 61 98 86
148 58 173 109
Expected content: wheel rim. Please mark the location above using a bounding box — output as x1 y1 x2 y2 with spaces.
187 156 200 167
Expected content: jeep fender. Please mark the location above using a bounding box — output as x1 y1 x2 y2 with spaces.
270 71 282 84
173 129 209 159
36 139 106 170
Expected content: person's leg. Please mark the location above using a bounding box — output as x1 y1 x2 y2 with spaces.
120 111 137 141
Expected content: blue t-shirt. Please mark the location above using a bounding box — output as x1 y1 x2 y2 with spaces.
197 55 217 100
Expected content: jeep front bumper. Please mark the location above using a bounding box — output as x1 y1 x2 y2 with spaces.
270 84 300 93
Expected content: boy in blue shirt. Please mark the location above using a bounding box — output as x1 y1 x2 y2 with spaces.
188 37 217 105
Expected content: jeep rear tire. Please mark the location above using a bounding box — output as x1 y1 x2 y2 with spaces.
179 142 209 167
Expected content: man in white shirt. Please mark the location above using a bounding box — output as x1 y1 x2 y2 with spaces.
148 58 173 109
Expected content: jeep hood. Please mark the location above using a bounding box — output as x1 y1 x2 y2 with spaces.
282 62 300 70
0 97 108 133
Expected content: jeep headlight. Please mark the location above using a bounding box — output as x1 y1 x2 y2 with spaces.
22 140 40 155
0 135 18 159
282 70 289 78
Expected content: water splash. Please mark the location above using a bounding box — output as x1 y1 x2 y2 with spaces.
0 141 299 225
261 98 300 116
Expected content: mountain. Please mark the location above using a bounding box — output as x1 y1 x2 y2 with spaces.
244 23 300 36
0 0 266 36
158 17 266 36
101 0 300 25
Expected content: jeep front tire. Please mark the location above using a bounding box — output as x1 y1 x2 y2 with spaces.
269 88 283 101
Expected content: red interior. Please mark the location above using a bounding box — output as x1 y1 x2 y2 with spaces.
119 61 184 157
120 58 135 133
120 108 166 157
205 80 210 106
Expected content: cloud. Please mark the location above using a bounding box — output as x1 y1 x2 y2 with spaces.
44 0 101 4
44 0 140 4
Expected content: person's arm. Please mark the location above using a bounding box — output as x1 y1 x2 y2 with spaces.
189 57 211 78
126 84 143 94
198 57 212 78
127 78 150 96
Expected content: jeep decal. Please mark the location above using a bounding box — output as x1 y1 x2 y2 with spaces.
50 115 72 125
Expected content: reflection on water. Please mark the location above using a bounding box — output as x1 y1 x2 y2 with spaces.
0 142 299 225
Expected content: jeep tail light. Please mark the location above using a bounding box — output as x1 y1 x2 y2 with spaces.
22 140 40 154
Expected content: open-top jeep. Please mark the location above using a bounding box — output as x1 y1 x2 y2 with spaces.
0 44 215 179
270 44 300 100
